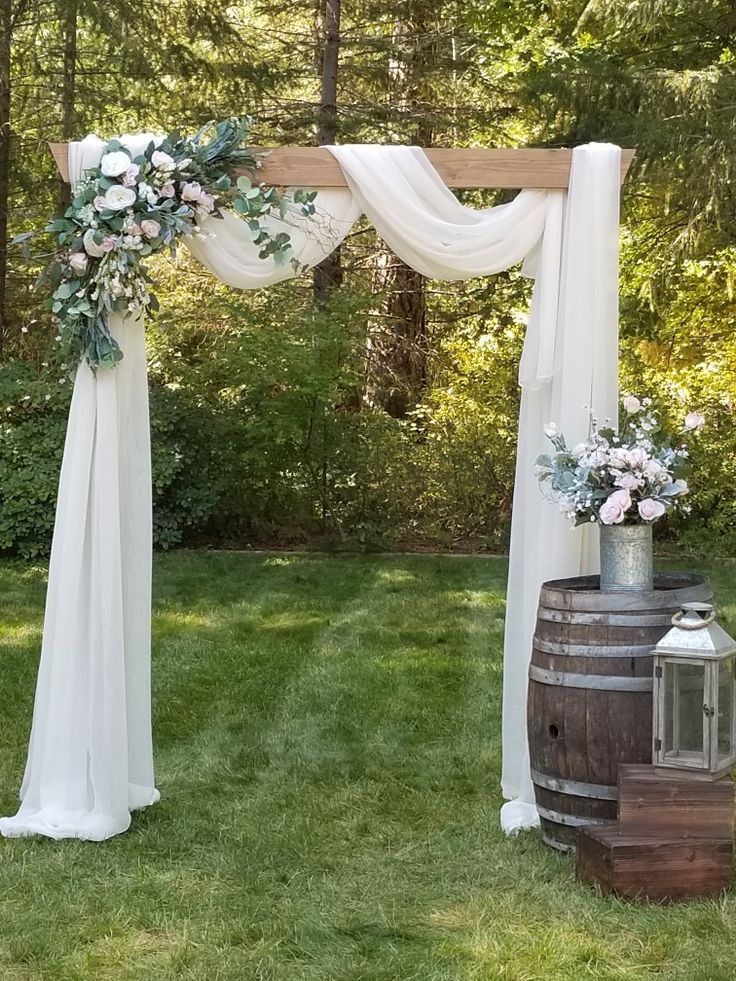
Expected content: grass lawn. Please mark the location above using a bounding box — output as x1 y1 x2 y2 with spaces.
1 551 736 980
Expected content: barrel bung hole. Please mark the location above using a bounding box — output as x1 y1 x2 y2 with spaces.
548 723 560 740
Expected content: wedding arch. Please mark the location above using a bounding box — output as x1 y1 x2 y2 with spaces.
0 136 633 841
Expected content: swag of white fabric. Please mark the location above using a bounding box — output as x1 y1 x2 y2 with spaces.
0 137 620 841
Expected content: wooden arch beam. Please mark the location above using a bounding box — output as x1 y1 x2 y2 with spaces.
49 144 635 189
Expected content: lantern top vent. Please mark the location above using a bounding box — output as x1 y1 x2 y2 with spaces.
654 603 736 660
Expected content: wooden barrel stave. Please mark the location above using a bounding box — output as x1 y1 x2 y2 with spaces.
527 573 713 852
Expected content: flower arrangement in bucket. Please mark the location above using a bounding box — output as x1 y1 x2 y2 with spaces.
535 396 705 591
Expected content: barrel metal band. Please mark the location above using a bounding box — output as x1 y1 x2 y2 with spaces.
540 830 576 854
528 663 653 692
536 607 674 627
535 804 611 828
531 769 617 801
533 638 655 658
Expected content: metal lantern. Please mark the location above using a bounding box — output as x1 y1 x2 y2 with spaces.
653 602 736 776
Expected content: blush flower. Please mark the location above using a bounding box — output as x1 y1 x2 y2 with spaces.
181 181 203 203
196 192 216 216
625 447 650 470
638 498 666 522
599 488 632 525
69 252 88 275
121 164 140 187
93 195 109 212
623 395 642 414
140 219 161 238
159 182 175 199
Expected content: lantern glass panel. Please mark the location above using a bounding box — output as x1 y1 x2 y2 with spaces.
716 657 734 766
663 659 707 766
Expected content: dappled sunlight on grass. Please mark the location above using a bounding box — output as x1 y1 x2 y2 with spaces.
152 609 213 630
375 567 420 584
0 623 42 648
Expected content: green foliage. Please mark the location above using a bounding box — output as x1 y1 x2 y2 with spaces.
0 358 227 555
0 362 68 558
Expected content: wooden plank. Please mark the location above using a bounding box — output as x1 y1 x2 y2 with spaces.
577 826 733 900
245 147 636 189
617 764 735 839
47 143 636 189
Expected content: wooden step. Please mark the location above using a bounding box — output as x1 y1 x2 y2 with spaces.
617 764 734 839
577 826 733 900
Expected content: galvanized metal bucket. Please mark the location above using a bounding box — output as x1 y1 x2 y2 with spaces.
599 523 653 592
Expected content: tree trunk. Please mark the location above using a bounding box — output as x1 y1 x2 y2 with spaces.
0 0 12 355
58 0 77 211
367 3 436 417
313 0 342 304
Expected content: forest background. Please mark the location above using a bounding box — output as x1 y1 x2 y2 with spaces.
0 0 734 557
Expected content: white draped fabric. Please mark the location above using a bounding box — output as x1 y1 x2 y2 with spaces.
0 139 621 840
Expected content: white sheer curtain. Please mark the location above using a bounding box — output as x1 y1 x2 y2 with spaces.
0 140 620 840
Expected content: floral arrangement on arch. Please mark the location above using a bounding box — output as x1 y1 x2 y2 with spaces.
535 395 705 527
36 118 317 369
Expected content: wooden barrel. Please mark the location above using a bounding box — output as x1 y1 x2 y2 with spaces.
527 573 713 852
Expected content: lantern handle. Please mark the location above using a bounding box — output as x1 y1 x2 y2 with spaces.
672 607 717 629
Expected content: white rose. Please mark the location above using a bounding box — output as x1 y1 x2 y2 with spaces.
684 411 705 431
83 228 106 257
151 150 176 171
623 395 642 414
69 252 89 275
104 184 137 211
100 150 132 177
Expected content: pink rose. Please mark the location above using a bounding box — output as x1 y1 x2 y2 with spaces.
196 194 216 219
140 219 161 238
93 195 108 212
181 181 203 202
100 236 117 253
638 498 666 522
684 411 705 431
599 488 632 525
121 164 140 187
626 447 650 470
130 223 142 236
615 473 640 491
159 182 175 199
